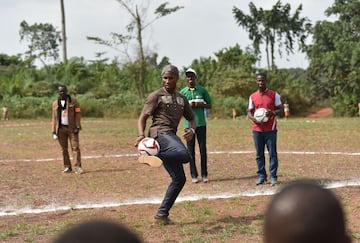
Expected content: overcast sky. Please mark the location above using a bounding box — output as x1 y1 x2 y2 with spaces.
0 0 335 69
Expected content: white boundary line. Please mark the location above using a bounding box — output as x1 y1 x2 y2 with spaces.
0 150 359 163
1 150 359 217
1 180 359 217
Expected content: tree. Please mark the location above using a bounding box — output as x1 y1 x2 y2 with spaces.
233 1 309 71
0 54 25 97
0 54 23 66
60 0 68 63
211 45 257 97
88 0 183 98
187 44 257 97
306 0 360 116
19 20 61 66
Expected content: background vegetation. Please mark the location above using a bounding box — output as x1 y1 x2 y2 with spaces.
0 0 359 119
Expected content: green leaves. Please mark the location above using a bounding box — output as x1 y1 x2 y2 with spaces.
233 1 309 71
19 20 61 63
154 2 184 18
306 0 360 116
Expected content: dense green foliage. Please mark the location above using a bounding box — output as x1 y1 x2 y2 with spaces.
306 0 360 116
0 46 311 119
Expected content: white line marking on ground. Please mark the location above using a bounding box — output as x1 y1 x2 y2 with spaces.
1 180 359 217
0 150 359 163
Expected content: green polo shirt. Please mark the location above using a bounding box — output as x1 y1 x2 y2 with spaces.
180 84 212 128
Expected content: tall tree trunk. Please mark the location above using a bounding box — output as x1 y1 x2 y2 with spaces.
271 41 275 71
265 37 271 71
135 6 145 98
60 0 68 63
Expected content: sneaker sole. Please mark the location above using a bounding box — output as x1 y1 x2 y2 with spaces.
138 155 163 167
270 182 278 186
256 179 267 185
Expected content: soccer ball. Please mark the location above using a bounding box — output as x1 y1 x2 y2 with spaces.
254 108 269 123
137 137 160 156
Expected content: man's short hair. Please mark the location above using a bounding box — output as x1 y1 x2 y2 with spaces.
161 65 179 76
256 73 267 80
54 219 142 243
264 180 350 243
58 84 67 91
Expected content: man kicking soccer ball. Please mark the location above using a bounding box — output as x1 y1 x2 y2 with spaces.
134 65 196 225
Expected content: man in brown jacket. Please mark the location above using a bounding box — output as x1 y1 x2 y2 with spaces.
52 85 83 174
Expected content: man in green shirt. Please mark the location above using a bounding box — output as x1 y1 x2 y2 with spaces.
180 68 212 183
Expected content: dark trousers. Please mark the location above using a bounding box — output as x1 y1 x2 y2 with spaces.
58 125 81 168
155 131 191 218
252 130 278 180
187 126 208 178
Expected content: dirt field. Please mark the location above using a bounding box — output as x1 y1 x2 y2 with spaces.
0 116 359 242
306 107 333 118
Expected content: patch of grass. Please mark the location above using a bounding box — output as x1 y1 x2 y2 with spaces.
239 223 261 235
0 221 64 241
0 228 19 240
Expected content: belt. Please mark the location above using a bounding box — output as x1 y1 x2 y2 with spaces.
60 124 69 127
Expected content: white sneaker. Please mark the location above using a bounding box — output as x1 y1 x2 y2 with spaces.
202 177 208 183
191 178 199 183
138 155 163 167
63 167 72 173
75 167 84 174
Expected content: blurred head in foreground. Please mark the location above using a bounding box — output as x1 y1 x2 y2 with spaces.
264 180 351 243
54 219 142 243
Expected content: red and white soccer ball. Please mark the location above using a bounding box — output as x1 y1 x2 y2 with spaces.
137 137 160 156
254 108 269 123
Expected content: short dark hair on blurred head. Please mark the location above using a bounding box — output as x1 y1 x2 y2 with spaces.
54 219 142 243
